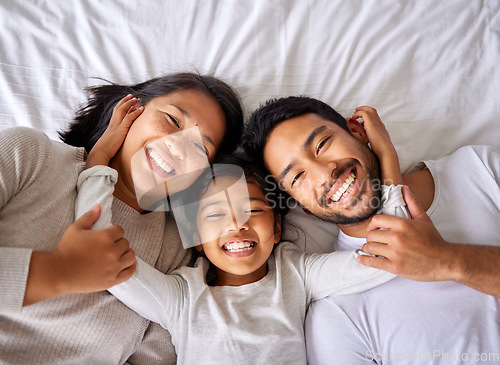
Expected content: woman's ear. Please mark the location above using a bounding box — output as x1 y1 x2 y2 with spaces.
346 117 369 145
274 214 282 244
193 232 203 252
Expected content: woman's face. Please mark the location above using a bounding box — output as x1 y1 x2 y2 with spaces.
195 177 281 286
111 89 226 210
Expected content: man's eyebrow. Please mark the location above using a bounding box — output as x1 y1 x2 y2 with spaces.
304 125 327 151
276 125 327 185
277 160 296 187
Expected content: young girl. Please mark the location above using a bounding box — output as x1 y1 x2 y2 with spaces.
69 107 409 363
1 72 243 364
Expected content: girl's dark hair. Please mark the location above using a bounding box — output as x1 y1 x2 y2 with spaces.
177 153 288 250
59 72 243 155
242 96 350 171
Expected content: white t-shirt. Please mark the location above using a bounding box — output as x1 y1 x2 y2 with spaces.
305 145 500 365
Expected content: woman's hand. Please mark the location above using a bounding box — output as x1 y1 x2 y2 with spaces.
349 106 402 185
86 94 144 168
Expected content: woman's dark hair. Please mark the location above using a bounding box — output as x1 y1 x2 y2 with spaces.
242 96 350 171
59 72 243 155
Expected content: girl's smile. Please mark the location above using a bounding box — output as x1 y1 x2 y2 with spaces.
195 174 281 286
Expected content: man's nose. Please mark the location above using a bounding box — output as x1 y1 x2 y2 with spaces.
309 160 337 195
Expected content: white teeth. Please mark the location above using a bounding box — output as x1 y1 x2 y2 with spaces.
148 149 174 174
223 240 255 252
330 172 356 202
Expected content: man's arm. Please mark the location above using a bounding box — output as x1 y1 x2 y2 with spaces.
358 186 500 297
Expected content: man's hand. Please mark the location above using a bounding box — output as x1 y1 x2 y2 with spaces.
86 94 144 168
24 205 137 306
358 186 454 282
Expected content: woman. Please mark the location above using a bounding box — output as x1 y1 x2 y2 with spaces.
0 73 243 364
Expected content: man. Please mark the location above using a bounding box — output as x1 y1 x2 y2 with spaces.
243 96 500 363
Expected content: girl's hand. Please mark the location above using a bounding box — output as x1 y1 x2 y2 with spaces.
86 94 144 168
349 106 402 185
24 204 136 306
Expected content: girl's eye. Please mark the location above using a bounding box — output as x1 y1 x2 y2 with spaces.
205 212 226 220
194 143 209 156
244 209 264 215
166 113 180 128
291 172 304 188
317 136 331 154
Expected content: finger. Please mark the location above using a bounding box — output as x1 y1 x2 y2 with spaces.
101 225 125 242
367 213 403 231
357 254 392 271
362 241 391 258
111 97 141 123
122 105 144 127
74 204 101 230
115 261 137 284
355 105 377 113
119 248 136 267
115 94 134 109
113 238 131 257
402 185 427 220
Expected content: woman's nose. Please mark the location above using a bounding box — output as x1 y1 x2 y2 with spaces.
165 139 183 160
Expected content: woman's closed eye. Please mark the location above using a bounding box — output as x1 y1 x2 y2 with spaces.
194 142 209 156
166 113 181 129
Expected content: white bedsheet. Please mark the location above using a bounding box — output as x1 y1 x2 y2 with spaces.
1 0 499 251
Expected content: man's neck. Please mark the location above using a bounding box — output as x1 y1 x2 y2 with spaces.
337 168 434 238
337 220 371 238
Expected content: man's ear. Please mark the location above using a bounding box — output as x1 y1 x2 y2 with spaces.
346 117 369 145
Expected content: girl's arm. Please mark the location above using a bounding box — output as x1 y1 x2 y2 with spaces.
349 106 403 186
85 94 143 168
349 106 410 218
108 257 186 330
307 249 396 300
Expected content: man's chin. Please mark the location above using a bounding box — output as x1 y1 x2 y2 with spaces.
313 206 378 226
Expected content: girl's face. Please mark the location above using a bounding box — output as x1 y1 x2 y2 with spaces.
196 178 281 286
111 89 226 210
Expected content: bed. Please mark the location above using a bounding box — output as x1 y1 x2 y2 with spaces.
1 0 499 250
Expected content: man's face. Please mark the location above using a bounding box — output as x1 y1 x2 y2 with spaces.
263 113 381 225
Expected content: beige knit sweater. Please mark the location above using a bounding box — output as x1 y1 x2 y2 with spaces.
0 127 190 364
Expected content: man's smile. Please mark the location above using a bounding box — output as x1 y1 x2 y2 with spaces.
327 170 356 203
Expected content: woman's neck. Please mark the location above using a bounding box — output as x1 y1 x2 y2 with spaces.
109 160 147 213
